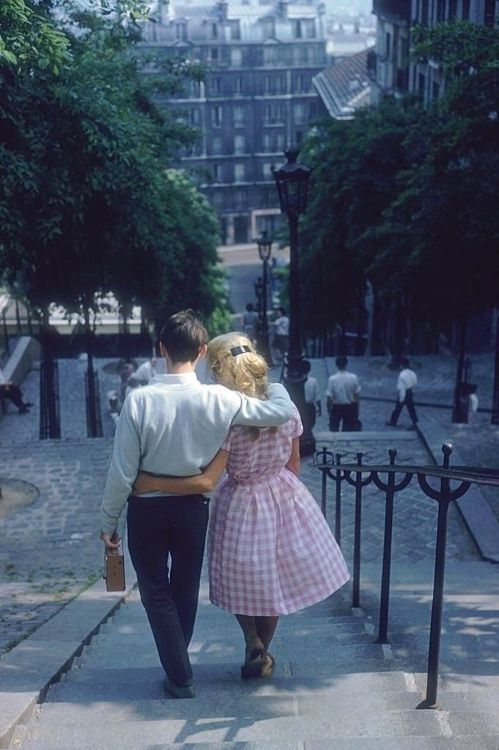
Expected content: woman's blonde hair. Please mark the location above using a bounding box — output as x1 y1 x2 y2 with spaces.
207 332 269 400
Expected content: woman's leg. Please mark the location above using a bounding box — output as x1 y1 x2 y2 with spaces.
235 614 265 656
255 616 279 651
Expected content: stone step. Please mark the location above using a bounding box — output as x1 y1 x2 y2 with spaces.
13 737 499 750
73 641 389 673
15 707 447 748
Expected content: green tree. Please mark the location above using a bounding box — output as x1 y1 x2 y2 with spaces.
0 0 225 338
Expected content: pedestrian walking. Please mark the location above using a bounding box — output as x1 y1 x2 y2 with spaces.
99 310 294 699
272 307 289 362
326 356 361 432
134 357 158 385
242 303 258 343
133 332 349 681
0 367 33 414
303 360 321 431
386 357 418 429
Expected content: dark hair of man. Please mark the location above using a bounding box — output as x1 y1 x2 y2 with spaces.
159 309 208 363
336 355 348 370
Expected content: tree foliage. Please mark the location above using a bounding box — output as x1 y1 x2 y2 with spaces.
0 0 225 337
300 21 499 341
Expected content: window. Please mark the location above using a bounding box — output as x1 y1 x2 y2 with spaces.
305 20 316 38
234 190 245 209
295 73 304 92
231 47 243 67
211 105 223 126
262 18 275 39
233 105 245 127
208 76 221 96
309 101 318 119
293 102 306 125
188 80 201 98
276 132 285 150
234 76 243 95
209 77 221 96
385 32 391 60
462 0 470 19
211 23 218 39
291 20 302 38
229 20 241 40
189 108 201 126
210 47 219 62
263 133 272 152
264 103 284 124
176 22 187 41
262 162 273 179
234 163 245 182
234 134 245 154
213 163 223 182
212 136 223 154
264 46 279 64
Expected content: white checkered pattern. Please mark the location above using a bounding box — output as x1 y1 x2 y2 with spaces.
208 407 350 616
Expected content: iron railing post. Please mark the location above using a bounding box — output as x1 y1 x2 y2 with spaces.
377 449 397 644
352 452 363 608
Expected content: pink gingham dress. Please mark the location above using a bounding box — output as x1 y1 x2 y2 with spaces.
208 406 350 616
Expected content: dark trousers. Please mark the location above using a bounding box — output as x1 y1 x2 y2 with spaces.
0 384 25 409
389 389 418 425
330 403 358 431
127 494 209 686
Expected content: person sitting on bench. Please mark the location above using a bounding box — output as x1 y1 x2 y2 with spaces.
0 366 33 414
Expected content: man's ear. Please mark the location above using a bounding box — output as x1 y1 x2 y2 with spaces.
198 344 208 360
159 342 167 359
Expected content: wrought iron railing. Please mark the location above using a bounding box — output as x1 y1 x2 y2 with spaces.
314 443 499 709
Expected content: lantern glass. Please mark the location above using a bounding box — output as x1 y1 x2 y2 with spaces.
272 149 311 217
256 230 273 262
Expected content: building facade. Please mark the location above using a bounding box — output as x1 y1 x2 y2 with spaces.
371 0 497 105
140 0 327 244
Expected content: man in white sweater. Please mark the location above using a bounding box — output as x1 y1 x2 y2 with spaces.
100 310 293 698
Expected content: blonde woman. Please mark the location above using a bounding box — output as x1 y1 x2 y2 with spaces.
133 332 350 679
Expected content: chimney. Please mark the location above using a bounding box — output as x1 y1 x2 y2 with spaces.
218 0 228 21
278 0 289 19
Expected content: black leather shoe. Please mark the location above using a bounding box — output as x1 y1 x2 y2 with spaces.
164 677 195 699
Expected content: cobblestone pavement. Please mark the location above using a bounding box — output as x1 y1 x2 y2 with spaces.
0 354 485 657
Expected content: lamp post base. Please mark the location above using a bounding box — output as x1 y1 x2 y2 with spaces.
282 368 316 458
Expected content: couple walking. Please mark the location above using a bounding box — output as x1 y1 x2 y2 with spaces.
100 310 349 698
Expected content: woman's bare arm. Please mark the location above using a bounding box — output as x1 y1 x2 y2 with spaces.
132 450 229 495
286 437 301 476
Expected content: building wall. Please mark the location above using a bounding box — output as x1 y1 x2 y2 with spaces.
372 0 497 105
140 1 327 244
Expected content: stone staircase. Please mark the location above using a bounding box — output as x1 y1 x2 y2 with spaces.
10 563 499 750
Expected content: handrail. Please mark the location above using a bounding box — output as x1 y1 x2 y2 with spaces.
314 442 499 709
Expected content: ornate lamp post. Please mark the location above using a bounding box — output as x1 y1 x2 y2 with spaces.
272 148 315 455
254 277 264 321
255 230 273 364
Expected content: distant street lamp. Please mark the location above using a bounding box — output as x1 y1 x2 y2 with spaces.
254 277 263 321
272 148 315 456
255 230 273 364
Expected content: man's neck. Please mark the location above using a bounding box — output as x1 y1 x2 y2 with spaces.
166 359 197 375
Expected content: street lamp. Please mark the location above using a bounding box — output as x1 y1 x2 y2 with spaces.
272 148 315 456
255 230 273 364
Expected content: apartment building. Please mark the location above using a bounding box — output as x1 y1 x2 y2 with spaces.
140 0 327 244
371 0 497 104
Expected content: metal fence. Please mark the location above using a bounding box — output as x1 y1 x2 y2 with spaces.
314 443 499 709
